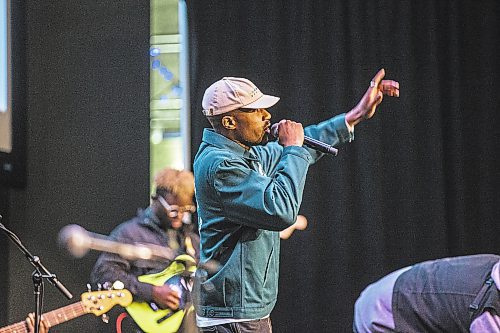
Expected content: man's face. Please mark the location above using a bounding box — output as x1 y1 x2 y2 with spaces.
159 194 195 230
229 108 272 147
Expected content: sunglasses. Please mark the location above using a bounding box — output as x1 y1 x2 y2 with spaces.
156 195 196 218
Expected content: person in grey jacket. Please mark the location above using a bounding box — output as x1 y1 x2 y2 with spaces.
193 70 400 332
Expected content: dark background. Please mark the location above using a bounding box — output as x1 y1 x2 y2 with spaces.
1 1 499 332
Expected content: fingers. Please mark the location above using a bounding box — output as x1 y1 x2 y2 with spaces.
370 69 400 97
165 284 180 310
167 296 180 310
277 119 302 130
295 215 308 230
40 318 48 333
276 119 304 147
153 284 181 311
26 313 48 333
371 68 386 87
26 313 35 331
380 79 400 97
166 287 180 310
376 91 383 105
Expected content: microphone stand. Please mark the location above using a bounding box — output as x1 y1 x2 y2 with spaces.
0 216 73 333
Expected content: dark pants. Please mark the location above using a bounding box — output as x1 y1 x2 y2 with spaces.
199 318 272 333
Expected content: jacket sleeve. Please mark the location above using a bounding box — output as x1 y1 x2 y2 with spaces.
212 145 311 231
256 113 353 167
303 113 354 161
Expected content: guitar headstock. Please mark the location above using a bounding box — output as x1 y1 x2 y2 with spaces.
81 288 132 316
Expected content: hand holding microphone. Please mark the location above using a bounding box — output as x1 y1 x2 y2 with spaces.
269 120 338 155
271 120 304 147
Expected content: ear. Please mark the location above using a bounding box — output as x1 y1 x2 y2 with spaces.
221 115 237 130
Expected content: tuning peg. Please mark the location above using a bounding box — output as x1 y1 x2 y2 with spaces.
101 313 109 324
86 283 92 292
102 281 113 290
113 280 125 290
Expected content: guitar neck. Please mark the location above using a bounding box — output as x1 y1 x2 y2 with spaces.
0 302 85 333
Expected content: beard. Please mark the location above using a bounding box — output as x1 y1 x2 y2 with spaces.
258 131 271 145
238 128 274 148
242 131 271 147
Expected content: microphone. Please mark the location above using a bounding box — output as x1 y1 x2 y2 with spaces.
58 224 221 274
269 123 338 155
58 224 176 261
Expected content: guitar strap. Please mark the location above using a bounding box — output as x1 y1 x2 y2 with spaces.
184 235 195 258
166 228 196 259
167 229 181 251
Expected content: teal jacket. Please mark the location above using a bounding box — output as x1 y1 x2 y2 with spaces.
193 114 352 320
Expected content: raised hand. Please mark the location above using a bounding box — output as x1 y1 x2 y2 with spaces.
346 68 400 126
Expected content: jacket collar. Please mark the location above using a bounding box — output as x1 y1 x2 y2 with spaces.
138 207 163 229
202 128 258 160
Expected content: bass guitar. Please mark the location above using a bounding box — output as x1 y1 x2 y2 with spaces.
0 288 132 333
126 254 196 333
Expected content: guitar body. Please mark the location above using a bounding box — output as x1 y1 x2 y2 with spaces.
126 254 196 333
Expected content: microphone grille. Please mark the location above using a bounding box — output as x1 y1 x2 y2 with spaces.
270 123 279 138
58 224 91 258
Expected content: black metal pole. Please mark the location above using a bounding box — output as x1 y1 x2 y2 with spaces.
0 215 73 333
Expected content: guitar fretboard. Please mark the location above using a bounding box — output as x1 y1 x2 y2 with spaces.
0 302 85 333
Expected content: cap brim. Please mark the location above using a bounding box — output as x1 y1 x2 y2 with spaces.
243 94 280 109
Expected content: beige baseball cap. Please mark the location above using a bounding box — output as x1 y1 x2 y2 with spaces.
202 77 280 116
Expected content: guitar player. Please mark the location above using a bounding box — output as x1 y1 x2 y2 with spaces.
90 168 200 333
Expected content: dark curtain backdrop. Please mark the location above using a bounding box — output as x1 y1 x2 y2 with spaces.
187 1 500 332
0 1 149 332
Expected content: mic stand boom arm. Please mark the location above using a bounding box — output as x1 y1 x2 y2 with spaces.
0 217 73 333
